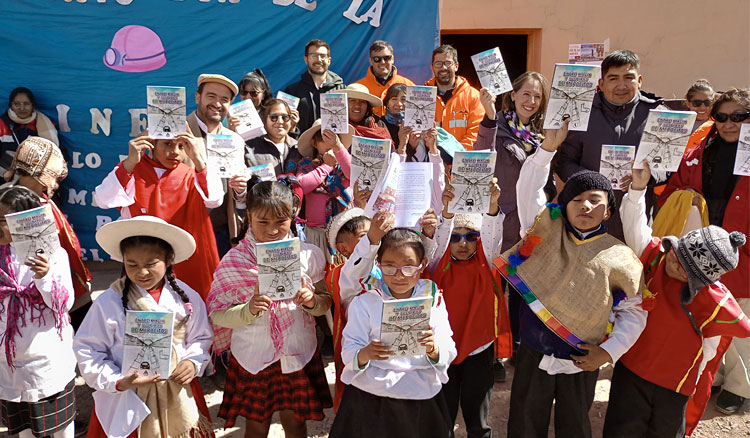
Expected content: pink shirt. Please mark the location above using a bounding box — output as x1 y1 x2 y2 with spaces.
297 147 351 227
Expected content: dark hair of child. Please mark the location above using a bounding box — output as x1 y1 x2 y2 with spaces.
0 185 42 212
377 228 425 261
336 216 372 244
234 175 298 242
119 236 190 320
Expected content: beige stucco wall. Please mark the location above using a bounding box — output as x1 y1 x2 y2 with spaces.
440 0 750 99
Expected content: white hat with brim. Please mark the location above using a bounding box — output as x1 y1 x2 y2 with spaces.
96 216 196 264
340 83 383 107
298 119 355 158
326 207 367 249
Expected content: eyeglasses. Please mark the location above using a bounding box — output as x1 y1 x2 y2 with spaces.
714 112 750 123
371 55 393 63
307 53 330 61
241 89 262 98
379 263 423 277
450 231 480 244
689 99 712 108
268 113 290 122
433 60 455 69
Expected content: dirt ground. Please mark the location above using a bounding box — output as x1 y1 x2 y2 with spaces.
3 261 748 437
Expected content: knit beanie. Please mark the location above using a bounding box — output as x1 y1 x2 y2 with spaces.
557 170 616 220
453 214 482 232
662 226 746 304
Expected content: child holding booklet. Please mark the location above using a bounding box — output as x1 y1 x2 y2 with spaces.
426 179 512 438
0 186 76 438
495 119 646 437
207 176 333 438
73 216 214 438
296 120 353 262
603 161 750 437
330 211 455 438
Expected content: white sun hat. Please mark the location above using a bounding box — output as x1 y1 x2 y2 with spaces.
96 216 196 263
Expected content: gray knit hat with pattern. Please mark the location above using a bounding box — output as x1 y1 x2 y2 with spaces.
662 225 746 304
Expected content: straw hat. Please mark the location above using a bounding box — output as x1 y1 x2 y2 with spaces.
197 73 239 98
298 119 355 158
340 83 383 107
326 208 366 248
96 216 196 263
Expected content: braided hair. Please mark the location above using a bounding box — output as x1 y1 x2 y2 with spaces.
0 185 43 213
119 235 191 321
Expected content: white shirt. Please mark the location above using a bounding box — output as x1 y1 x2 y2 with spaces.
227 241 326 374
73 279 213 436
517 148 647 374
341 278 457 400
0 246 75 402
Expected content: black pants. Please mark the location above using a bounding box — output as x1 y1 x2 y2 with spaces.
508 343 598 438
503 278 522 349
603 362 688 438
442 344 494 438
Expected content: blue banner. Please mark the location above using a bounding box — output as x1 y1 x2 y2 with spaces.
0 0 439 261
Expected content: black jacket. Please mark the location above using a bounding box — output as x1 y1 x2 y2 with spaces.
284 70 345 135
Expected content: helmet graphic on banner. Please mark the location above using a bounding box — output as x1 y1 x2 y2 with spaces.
103 25 166 73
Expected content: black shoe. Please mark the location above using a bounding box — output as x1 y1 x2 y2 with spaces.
716 390 746 414
493 359 507 382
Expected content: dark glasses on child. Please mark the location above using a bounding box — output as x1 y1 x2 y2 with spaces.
269 113 291 122
714 112 750 123
689 99 712 108
450 231 480 244
380 263 423 277
371 55 393 63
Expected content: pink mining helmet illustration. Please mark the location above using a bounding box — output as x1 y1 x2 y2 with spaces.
104 25 166 73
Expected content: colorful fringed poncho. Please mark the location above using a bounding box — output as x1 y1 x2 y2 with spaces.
494 203 644 348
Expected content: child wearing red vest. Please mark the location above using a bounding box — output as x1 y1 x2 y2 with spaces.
95 132 224 301
324 208 371 411
604 161 750 437
427 179 512 438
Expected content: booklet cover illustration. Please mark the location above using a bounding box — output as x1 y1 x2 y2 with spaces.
634 110 696 172
380 296 432 357
448 151 496 213
257 237 301 301
147 86 186 139
122 310 174 377
6 204 61 261
350 136 392 190
472 47 512 95
404 86 437 131
543 64 600 131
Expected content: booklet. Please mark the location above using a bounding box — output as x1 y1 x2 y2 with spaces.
600 145 636 190
147 86 186 139
350 136 392 191
380 296 432 357
246 163 276 181
471 47 512 95
320 92 349 134
543 64 600 131
5 204 61 261
734 123 750 176
568 43 606 65
206 133 244 178
404 86 437 131
229 100 266 141
365 153 433 228
276 91 300 110
256 237 301 301
122 310 174 377
634 110 696 172
448 150 497 214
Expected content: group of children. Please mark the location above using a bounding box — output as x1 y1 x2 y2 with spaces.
0 106 747 438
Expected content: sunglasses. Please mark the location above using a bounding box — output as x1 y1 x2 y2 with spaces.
450 231 480 244
714 112 750 123
241 89 262 98
380 263 423 277
689 99 712 108
371 55 393 63
268 113 290 122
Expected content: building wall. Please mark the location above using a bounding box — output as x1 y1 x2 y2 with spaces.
440 0 750 99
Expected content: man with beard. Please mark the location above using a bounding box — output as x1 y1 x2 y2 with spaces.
284 39 345 135
355 40 414 117
187 74 245 257
425 44 485 150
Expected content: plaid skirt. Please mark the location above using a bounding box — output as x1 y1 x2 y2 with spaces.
1 379 76 437
218 350 332 427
